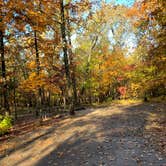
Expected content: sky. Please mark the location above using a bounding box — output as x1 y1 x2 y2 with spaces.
71 0 137 53
105 0 135 7
106 0 137 54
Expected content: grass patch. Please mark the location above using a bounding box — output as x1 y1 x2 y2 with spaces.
112 99 143 105
0 115 12 136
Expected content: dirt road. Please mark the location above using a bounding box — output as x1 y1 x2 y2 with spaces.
0 102 165 166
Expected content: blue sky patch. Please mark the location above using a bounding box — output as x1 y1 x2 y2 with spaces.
106 0 135 7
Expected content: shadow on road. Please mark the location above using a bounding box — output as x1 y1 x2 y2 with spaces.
0 103 165 166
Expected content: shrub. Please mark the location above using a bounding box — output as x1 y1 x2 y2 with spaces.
0 115 12 136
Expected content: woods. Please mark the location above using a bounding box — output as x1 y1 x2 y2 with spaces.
0 0 165 119
0 0 165 165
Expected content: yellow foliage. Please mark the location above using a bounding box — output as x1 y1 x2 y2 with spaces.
19 72 46 93
27 61 36 69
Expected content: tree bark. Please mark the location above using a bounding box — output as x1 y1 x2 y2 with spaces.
34 30 40 75
85 36 98 104
34 30 41 117
60 0 75 115
0 30 10 114
66 10 78 106
13 84 17 120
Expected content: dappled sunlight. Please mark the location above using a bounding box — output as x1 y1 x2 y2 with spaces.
0 106 129 166
1 103 165 166
145 122 162 130
86 107 124 118
0 0 165 165
145 112 164 130
112 99 143 105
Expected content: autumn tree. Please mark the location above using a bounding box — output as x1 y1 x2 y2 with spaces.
126 0 166 99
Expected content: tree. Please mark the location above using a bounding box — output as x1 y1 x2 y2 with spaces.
126 0 166 98
0 0 17 114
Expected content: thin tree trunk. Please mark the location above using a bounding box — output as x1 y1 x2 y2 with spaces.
86 60 92 104
47 91 51 112
13 64 17 120
34 30 40 75
66 11 78 106
63 96 66 111
13 85 17 120
0 30 10 115
34 30 41 117
86 36 98 104
60 0 75 115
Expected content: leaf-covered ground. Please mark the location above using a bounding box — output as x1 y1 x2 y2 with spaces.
0 102 165 166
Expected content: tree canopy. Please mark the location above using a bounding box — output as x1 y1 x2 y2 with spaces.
0 0 165 117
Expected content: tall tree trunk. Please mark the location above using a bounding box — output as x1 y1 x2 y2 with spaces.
86 58 92 104
60 0 75 115
47 91 51 112
66 10 78 106
71 71 77 105
85 36 98 104
0 30 10 115
34 30 40 75
13 64 17 120
13 84 17 120
34 30 41 117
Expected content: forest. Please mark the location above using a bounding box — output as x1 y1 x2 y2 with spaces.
0 0 165 117
0 0 165 165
